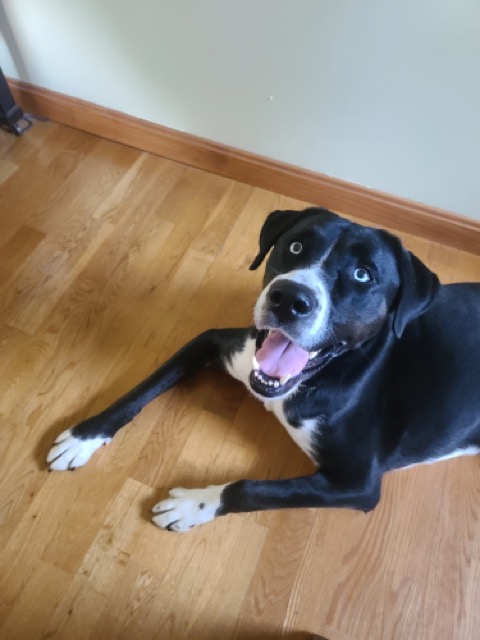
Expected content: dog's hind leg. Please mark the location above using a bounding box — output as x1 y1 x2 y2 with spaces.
46 328 252 470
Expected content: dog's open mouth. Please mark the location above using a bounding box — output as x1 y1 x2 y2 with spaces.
249 329 344 398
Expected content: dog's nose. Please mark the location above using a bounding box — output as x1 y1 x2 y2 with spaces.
267 280 316 323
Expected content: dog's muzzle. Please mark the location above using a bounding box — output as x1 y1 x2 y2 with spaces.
250 277 343 399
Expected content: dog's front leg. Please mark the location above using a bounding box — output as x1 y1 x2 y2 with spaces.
47 328 251 470
152 471 381 531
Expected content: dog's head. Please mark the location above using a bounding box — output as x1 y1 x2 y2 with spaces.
249 207 440 399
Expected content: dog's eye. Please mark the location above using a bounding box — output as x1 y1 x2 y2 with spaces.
289 241 303 255
353 267 372 283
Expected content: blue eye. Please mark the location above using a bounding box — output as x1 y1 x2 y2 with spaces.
289 241 303 255
353 268 372 283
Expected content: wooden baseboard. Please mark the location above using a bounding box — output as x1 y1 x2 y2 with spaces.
9 78 480 255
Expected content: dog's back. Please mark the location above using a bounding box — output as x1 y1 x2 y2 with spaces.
382 282 480 469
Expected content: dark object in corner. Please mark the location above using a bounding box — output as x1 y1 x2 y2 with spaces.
0 67 33 135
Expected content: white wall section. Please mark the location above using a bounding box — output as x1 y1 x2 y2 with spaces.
1 0 479 220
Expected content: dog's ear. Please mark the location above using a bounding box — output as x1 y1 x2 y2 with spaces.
249 207 335 270
393 247 440 338
249 209 299 270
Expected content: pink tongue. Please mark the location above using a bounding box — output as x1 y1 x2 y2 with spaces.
256 330 310 378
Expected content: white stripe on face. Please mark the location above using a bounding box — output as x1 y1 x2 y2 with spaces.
254 267 330 348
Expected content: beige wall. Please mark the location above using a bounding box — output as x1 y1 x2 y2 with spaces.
1 0 479 220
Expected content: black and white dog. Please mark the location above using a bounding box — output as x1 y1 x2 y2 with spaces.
47 207 480 531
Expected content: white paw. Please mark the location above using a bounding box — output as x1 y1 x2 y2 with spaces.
46 429 111 471
151 484 227 532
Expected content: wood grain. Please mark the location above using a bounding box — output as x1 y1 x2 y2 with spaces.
9 78 480 256
0 123 479 639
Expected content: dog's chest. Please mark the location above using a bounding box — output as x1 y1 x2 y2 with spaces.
226 336 319 463
264 399 318 463
225 336 257 388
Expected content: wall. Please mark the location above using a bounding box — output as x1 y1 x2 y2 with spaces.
1 0 479 220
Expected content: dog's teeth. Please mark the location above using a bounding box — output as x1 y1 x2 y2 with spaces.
273 381 280 388
309 351 319 359
252 356 260 371
279 374 291 385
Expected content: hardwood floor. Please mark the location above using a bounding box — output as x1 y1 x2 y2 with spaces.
0 122 479 640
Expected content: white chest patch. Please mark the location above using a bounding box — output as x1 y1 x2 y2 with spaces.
226 337 319 463
265 399 318 463
225 336 257 387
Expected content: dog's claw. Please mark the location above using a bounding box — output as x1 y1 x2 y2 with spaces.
151 485 226 532
46 429 111 471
